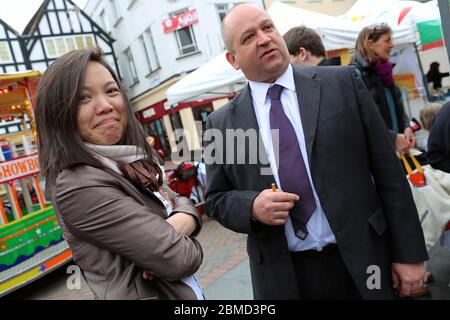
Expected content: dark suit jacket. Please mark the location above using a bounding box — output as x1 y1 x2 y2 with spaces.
51 165 203 300
427 101 450 173
204 65 428 300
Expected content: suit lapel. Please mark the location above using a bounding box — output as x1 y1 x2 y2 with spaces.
230 85 274 188
293 68 321 167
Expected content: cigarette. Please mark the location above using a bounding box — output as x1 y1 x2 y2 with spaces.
271 183 276 192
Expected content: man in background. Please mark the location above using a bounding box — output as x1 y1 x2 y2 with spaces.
283 26 341 67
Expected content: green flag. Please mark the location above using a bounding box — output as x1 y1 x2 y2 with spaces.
417 19 444 51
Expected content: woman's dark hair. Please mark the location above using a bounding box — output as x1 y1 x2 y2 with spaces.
35 48 154 193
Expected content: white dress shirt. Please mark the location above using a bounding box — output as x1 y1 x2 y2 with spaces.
248 64 336 252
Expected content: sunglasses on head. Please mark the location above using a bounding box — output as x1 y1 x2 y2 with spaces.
369 23 390 40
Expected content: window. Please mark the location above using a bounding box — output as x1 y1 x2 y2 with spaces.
85 36 95 48
0 42 12 62
55 38 67 55
44 36 95 58
7 125 19 133
45 39 57 57
140 28 160 75
99 9 111 31
125 48 139 84
143 119 171 157
75 36 84 48
170 112 183 130
175 27 198 56
192 103 214 142
216 4 229 23
172 9 199 57
66 38 76 51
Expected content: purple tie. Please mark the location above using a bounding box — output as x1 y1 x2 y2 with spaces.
268 84 316 240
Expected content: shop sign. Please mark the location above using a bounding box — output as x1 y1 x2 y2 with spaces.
162 9 198 33
0 154 39 183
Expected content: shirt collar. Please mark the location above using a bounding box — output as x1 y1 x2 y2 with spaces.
248 64 296 106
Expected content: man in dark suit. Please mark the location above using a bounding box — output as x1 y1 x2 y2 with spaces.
427 101 450 173
204 3 428 299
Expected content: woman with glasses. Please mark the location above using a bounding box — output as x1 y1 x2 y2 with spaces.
352 24 415 156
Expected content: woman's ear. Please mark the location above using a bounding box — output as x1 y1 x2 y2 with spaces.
367 39 375 50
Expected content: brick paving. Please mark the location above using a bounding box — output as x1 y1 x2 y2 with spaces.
196 217 248 289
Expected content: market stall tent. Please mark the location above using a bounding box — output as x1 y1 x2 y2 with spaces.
165 52 246 107
268 1 416 50
342 0 444 51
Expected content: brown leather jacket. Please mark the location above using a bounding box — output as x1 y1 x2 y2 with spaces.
51 165 203 300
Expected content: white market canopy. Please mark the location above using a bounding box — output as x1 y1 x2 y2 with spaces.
342 0 439 25
165 0 439 107
268 1 416 50
165 52 246 107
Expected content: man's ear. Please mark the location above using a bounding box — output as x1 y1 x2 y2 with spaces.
226 51 240 70
298 47 308 61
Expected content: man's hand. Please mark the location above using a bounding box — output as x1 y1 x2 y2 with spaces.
395 133 411 155
392 262 428 297
403 127 417 149
251 189 299 225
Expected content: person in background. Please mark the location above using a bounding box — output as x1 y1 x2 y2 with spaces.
426 61 449 92
35 48 204 300
419 103 442 152
427 101 450 173
283 26 341 67
352 23 415 156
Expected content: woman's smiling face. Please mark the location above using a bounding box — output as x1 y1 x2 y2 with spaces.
77 62 127 145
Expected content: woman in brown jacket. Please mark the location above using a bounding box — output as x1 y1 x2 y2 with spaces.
35 48 204 300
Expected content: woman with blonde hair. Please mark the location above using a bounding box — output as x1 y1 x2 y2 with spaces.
352 23 415 155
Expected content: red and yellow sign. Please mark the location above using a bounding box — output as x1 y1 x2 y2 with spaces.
0 154 39 183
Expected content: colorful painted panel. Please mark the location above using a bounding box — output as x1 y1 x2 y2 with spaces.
0 206 64 271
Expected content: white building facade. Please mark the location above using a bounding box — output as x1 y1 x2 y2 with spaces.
84 0 264 157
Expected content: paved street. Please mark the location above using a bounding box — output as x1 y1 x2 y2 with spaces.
3 217 450 300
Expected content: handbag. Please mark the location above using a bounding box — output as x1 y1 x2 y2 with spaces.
401 153 450 252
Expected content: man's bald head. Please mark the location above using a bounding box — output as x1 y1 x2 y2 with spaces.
221 3 289 83
221 3 263 53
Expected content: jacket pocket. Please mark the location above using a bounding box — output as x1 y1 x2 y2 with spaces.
368 209 387 236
